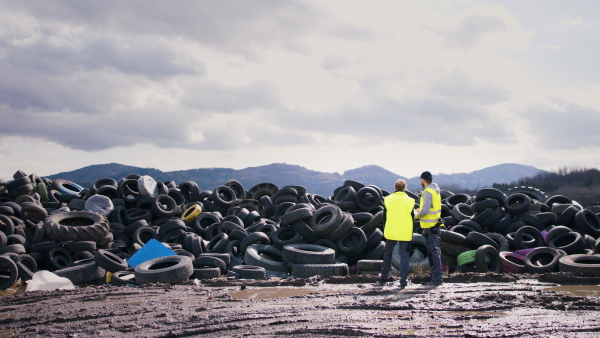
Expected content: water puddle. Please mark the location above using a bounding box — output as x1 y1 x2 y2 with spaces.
229 288 314 300
543 285 600 298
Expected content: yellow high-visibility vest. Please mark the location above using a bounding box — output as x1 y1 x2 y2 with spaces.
383 191 415 241
419 187 441 229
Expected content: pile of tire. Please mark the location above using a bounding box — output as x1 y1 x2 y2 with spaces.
1 170 599 290
0 173 390 287
437 187 600 275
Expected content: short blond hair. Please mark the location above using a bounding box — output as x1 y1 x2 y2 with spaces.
394 179 407 191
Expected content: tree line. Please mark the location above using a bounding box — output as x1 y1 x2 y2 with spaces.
440 167 600 208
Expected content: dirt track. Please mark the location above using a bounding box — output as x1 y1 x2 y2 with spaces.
1 273 600 337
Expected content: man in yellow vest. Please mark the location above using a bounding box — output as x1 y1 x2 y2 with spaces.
414 171 443 286
375 179 415 289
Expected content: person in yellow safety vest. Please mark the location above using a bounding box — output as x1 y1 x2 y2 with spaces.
374 179 415 289
414 171 444 286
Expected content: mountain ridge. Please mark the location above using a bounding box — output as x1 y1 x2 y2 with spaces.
45 162 544 196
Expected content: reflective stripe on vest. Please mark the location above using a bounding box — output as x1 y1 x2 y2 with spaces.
419 187 441 228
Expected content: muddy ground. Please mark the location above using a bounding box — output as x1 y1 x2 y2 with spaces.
1 273 599 337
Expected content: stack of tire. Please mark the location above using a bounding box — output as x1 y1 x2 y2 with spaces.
1 168 599 290
437 186 600 275
0 173 388 287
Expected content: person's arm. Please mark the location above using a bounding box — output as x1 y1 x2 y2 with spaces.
414 191 432 219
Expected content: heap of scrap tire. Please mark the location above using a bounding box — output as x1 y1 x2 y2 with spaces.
0 170 598 289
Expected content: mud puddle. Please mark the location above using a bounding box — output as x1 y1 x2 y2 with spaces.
544 285 600 298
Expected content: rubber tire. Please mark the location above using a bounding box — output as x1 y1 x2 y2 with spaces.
192 256 226 274
335 227 367 257
207 233 230 253
474 188 507 204
94 249 128 273
230 265 266 280
485 233 510 252
475 245 501 273
282 243 336 264
471 199 499 213
45 246 74 271
310 205 344 236
63 241 97 253
457 250 477 266
360 210 383 234
506 186 548 203
465 232 499 251
44 211 110 242
545 226 572 246
441 242 470 258
291 220 320 243
244 244 292 273
198 253 231 265
452 203 475 221
357 259 383 271
239 232 270 255
211 186 237 208
134 255 193 285
54 262 106 285
574 209 600 237
548 232 585 255
558 254 600 275
499 251 525 274
524 247 562 273
323 213 354 241
291 263 349 278
192 267 221 280
513 226 545 250
0 256 18 290
365 228 384 250
111 270 136 286
272 227 303 250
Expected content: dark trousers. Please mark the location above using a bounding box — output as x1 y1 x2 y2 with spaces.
423 226 443 283
380 239 410 285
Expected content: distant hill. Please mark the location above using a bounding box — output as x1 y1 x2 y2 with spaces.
406 163 544 191
45 162 544 197
342 165 407 192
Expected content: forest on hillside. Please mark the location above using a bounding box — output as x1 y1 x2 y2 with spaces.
493 167 600 207
440 167 600 208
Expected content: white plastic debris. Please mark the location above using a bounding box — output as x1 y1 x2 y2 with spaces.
26 270 75 291
84 195 114 216
138 175 158 196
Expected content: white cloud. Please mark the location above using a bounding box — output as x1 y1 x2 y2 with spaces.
0 0 598 181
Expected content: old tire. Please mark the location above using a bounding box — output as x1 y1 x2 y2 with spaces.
54 262 106 285
244 244 291 273
282 244 336 264
291 263 349 278
230 265 266 280
558 254 600 275
475 245 501 273
93 249 128 273
524 247 562 273
44 211 110 242
0 256 18 290
134 255 193 285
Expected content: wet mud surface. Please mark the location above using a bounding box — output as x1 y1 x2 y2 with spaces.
1 273 600 337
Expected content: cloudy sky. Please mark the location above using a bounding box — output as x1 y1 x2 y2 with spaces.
1 0 599 180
